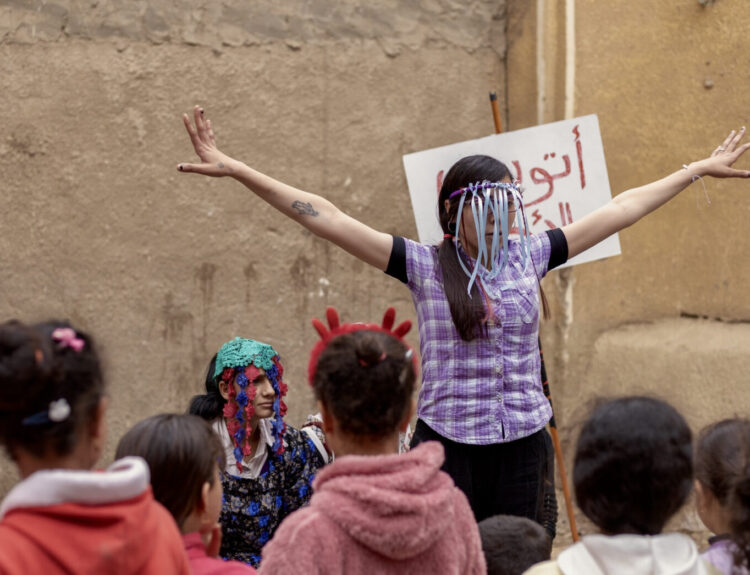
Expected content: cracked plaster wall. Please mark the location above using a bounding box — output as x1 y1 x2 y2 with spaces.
506 0 750 549
0 0 507 494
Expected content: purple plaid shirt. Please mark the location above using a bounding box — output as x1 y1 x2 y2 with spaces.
405 233 553 444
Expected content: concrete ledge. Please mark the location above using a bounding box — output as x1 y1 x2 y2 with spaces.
581 317 750 430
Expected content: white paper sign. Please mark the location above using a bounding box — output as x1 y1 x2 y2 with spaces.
402 115 620 268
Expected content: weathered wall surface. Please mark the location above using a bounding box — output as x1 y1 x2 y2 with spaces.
0 0 507 492
507 0 750 548
7 0 747 550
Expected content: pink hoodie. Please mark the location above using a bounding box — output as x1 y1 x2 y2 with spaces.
258 441 485 574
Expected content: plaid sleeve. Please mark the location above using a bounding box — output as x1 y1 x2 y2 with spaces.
530 232 553 279
404 238 438 296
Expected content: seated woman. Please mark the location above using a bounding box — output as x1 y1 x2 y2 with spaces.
0 320 190 574
189 337 328 567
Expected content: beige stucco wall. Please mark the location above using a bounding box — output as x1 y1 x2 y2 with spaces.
0 1 507 492
4 0 750 549
507 0 750 547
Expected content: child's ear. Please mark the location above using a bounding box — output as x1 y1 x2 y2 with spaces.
317 401 334 435
218 380 230 401
694 480 713 514
198 481 211 513
87 396 109 466
398 397 416 433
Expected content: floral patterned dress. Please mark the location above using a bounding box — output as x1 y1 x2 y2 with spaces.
219 425 325 567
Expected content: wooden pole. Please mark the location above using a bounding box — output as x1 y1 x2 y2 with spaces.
539 342 580 542
489 92 503 134
488 92 579 542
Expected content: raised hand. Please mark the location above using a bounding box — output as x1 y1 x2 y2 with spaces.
694 127 750 179
177 105 236 177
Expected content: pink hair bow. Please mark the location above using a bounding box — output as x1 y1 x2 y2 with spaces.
51 328 85 352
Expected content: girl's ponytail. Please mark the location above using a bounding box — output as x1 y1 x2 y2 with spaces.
187 353 225 421
437 239 486 341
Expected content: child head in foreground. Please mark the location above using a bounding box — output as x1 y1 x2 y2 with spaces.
694 418 750 574
479 514 552 575
573 396 693 536
0 320 105 472
0 320 191 574
116 414 224 534
525 396 702 575
311 327 416 454
116 413 255 573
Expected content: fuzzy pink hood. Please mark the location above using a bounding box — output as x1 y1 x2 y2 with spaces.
259 442 484 574
312 441 457 559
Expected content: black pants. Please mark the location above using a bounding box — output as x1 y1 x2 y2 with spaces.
411 419 556 538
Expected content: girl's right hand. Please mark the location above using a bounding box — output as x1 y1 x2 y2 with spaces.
689 127 750 179
177 105 237 177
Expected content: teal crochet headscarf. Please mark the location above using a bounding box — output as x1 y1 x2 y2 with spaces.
215 337 288 472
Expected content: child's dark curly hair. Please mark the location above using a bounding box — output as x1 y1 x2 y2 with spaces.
312 330 415 439
0 320 103 459
573 396 692 535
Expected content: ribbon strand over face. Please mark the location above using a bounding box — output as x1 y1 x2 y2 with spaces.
448 181 531 295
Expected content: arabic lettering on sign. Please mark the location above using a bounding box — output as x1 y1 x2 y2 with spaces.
404 115 620 265
403 114 621 268
436 126 586 232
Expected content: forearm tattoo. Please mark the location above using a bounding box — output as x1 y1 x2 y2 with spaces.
291 200 319 217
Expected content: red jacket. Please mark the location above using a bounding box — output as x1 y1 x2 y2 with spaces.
0 457 190 575
183 531 257 574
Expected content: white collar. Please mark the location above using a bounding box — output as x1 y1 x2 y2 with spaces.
214 418 275 479
0 456 149 519
558 533 711 575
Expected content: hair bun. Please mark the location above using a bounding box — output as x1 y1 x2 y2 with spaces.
354 334 386 367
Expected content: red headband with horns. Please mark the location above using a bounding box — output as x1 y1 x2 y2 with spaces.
307 306 418 385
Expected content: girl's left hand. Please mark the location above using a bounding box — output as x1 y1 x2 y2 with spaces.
693 127 750 178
